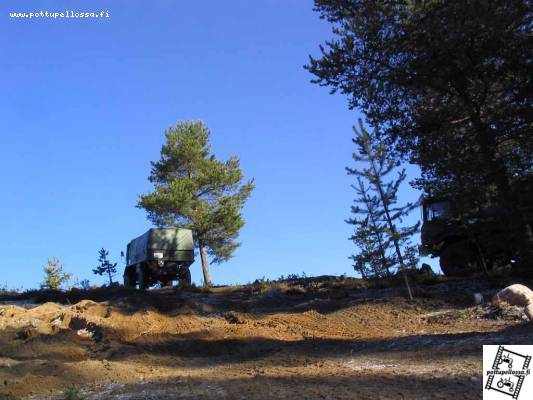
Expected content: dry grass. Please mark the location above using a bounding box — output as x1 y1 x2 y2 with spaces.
0 270 483 307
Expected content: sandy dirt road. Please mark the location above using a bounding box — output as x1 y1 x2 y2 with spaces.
0 278 530 399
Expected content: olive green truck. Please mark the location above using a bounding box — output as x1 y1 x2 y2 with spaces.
420 196 533 277
123 228 194 289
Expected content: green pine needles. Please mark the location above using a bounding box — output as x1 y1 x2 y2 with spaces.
347 120 420 299
138 121 255 286
40 257 72 290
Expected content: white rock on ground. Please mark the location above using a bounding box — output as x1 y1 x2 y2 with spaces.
492 284 533 321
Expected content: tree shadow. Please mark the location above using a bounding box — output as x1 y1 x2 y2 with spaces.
7 322 529 369
100 323 530 366
2 323 528 399
68 371 482 399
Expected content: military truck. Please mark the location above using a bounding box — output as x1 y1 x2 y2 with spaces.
123 228 194 289
420 196 533 277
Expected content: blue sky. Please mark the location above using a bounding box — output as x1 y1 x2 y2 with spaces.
0 0 435 289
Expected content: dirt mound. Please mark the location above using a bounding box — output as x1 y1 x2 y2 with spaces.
0 278 531 399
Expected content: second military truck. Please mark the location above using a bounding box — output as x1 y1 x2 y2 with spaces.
420 194 533 277
123 228 194 289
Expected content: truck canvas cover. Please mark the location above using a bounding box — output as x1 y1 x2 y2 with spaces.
127 228 194 266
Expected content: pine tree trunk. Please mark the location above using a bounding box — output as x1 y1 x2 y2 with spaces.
391 236 414 300
108 269 113 286
381 206 413 299
367 201 391 277
359 179 391 277
199 241 212 287
366 142 413 300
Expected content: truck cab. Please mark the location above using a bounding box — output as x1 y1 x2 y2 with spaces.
421 199 455 254
421 177 533 276
420 198 482 276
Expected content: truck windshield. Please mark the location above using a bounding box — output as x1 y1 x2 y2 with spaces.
425 201 450 221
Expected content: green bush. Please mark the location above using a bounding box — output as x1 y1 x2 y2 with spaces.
63 386 84 400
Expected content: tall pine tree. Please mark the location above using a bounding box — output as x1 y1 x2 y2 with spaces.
138 121 254 286
347 120 419 299
307 0 533 268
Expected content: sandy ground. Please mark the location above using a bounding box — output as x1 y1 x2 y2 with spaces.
0 278 531 399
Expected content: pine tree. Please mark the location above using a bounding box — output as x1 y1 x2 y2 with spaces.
349 224 376 280
307 0 533 267
138 121 255 286
92 248 117 285
347 120 420 299
41 258 72 290
346 177 393 278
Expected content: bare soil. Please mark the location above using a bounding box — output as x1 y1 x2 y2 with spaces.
0 276 531 399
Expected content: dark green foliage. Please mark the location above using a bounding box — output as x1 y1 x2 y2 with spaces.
347 121 419 297
63 386 84 400
138 121 254 286
307 0 533 265
92 248 117 285
79 279 91 290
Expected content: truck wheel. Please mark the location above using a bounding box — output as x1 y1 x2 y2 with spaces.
179 266 192 286
137 265 149 290
439 242 480 277
123 267 136 288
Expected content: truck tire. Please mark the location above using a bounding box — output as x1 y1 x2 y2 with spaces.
179 266 192 286
439 242 480 277
123 266 136 288
137 264 149 290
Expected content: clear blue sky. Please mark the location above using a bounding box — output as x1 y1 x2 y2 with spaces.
0 0 436 289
